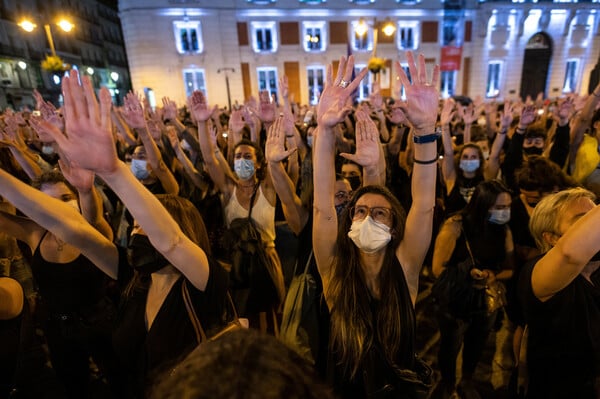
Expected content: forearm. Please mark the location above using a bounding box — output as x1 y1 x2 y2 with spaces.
134 127 162 169
174 146 209 191
78 186 114 240
463 123 472 143
268 160 307 234
376 111 389 142
363 144 386 186
8 147 42 180
411 128 438 211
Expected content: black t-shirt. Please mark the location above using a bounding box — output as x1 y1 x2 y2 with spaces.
518 257 600 398
444 175 483 217
112 256 229 396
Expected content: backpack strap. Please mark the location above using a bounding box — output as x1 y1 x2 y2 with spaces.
247 183 259 220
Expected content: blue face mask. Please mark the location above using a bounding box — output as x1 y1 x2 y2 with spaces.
459 159 480 173
234 158 255 180
489 208 510 225
131 159 150 180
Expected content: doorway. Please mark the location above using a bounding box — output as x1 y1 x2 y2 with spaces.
519 32 552 100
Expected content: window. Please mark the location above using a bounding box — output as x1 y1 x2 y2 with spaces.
303 21 327 52
486 61 502 98
350 0 375 3
440 70 456 98
563 59 579 93
251 21 278 53
442 17 461 46
397 63 412 100
354 64 372 101
397 21 419 50
174 21 203 54
307 66 325 105
352 21 373 52
183 69 207 98
257 67 278 102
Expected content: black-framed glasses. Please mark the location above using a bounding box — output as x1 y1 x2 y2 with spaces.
350 205 392 224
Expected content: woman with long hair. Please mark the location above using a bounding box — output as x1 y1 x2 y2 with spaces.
432 180 514 398
312 52 439 397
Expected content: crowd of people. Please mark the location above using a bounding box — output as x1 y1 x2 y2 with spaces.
0 51 598 399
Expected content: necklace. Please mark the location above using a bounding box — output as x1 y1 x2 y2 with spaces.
53 234 65 251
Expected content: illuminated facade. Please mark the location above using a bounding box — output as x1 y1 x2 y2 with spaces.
0 0 131 108
119 0 600 107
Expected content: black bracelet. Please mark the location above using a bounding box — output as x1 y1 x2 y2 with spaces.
413 157 438 165
413 132 441 144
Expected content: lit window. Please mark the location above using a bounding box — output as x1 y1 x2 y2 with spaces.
307 66 325 105
397 63 412 100
563 59 579 93
174 21 203 54
183 69 207 99
442 17 461 46
352 21 373 52
354 64 372 101
257 67 278 102
397 21 419 50
303 21 327 52
440 70 456 98
486 61 502 98
251 22 278 53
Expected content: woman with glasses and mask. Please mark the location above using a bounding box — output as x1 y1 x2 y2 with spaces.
431 180 514 399
312 52 439 398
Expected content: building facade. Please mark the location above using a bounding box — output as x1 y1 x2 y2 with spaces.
0 0 131 109
119 0 600 108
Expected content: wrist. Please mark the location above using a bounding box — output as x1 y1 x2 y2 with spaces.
413 131 441 144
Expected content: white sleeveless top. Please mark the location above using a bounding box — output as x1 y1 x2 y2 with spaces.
224 185 276 247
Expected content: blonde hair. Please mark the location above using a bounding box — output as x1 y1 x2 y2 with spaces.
529 187 596 253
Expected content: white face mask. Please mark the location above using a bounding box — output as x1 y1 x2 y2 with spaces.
489 208 510 225
130 159 150 180
234 159 255 181
347 216 392 253
66 199 80 213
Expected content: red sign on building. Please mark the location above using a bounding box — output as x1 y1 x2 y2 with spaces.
440 46 463 71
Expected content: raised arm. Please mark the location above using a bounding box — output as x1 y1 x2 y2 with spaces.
266 117 308 235
122 93 179 195
485 100 512 180
395 52 440 301
45 70 210 291
440 98 457 191
313 56 368 294
190 91 233 202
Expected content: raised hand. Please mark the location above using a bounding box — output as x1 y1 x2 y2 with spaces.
387 104 409 126
121 92 146 129
189 91 217 123
519 105 537 128
317 55 368 128
393 51 440 132
500 100 514 129
279 76 289 100
369 82 384 111
258 90 276 123
41 70 117 174
339 108 380 169
458 103 480 125
161 97 178 121
440 98 456 126
554 97 575 126
58 157 94 193
266 117 296 163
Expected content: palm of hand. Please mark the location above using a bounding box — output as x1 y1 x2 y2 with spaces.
388 107 407 125
190 96 213 122
259 103 275 123
317 86 348 127
404 86 439 130
521 108 536 125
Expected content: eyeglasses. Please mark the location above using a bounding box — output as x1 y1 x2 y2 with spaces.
334 191 351 201
350 205 392 224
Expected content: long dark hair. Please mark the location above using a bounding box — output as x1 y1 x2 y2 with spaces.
455 143 484 179
329 185 415 378
233 139 266 181
461 180 511 265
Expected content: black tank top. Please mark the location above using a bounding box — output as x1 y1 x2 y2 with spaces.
30 232 107 315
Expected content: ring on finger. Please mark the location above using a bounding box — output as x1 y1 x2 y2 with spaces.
339 79 349 88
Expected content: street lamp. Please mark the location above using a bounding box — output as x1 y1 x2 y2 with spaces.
354 18 396 58
217 68 235 111
19 18 74 58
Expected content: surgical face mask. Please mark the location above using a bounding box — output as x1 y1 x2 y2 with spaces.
234 158 255 180
347 216 392 253
66 199 80 213
306 135 314 148
41 144 55 155
459 159 480 173
489 208 510 225
523 146 543 156
130 159 150 180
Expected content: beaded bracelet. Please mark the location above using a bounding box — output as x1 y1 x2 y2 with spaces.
413 132 441 144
